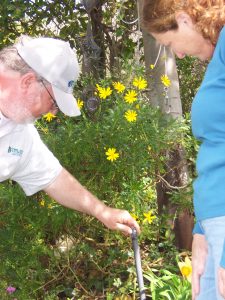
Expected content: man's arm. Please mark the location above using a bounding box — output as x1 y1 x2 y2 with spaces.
44 168 140 235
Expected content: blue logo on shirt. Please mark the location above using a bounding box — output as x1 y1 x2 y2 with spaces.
8 146 23 157
68 80 75 88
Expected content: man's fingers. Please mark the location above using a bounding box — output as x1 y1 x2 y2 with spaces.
114 210 141 235
115 219 140 235
115 223 133 235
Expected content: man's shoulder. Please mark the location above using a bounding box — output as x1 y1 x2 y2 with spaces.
0 120 41 153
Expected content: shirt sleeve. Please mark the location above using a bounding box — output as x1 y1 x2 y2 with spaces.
192 221 204 235
11 125 62 196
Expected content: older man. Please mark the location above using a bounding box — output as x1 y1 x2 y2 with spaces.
0 36 139 235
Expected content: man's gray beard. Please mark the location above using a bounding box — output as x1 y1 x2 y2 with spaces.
20 115 37 124
5 100 36 124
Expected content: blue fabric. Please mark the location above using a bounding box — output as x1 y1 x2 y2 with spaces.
221 239 225 268
191 26 225 272
196 216 225 300
191 26 225 221
193 222 204 235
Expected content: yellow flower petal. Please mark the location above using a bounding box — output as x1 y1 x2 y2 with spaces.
124 110 137 122
178 256 192 283
105 147 119 162
113 81 126 93
96 85 112 99
143 210 156 224
132 77 147 90
40 199 45 207
124 90 137 104
43 112 56 122
161 74 171 87
77 98 84 109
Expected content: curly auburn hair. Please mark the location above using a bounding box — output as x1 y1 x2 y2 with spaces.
142 0 225 45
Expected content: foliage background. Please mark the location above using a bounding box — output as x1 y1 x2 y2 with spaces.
0 0 204 299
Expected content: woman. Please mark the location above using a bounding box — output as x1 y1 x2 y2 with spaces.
142 1 225 299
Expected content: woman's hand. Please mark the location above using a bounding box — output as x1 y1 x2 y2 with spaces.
192 234 208 300
218 267 225 298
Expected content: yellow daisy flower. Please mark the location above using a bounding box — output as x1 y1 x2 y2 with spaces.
143 210 156 224
77 98 84 109
96 84 102 91
113 81 126 93
43 112 56 122
105 148 119 162
96 84 112 99
131 213 140 223
40 199 45 207
132 77 147 90
124 90 137 104
124 110 137 122
178 256 192 283
161 74 171 87
150 64 155 69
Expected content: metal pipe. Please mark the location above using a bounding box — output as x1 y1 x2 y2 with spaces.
131 228 147 300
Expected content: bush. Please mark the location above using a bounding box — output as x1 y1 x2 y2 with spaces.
0 71 193 299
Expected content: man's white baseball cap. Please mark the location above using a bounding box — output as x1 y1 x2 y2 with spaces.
16 37 81 117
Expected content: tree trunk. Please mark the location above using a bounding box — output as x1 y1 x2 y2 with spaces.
141 28 194 250
81 0 105 78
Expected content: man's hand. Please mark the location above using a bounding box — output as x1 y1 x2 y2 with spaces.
218 267 225 299
97 206 140 235
192 234 208 300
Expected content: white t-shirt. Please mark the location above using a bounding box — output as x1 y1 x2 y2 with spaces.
0 112 62 195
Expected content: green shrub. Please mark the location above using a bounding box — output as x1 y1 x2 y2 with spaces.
0 71 193 299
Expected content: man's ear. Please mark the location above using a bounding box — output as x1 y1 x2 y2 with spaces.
175 11 194 28
20 72 37 90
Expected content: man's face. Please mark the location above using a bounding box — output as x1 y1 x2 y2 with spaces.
25 80 58 120
151 12 215 61
0 70 58 124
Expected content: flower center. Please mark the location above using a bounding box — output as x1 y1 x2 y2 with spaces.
181 266 192 277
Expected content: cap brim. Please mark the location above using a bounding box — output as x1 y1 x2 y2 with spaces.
52 85 81 117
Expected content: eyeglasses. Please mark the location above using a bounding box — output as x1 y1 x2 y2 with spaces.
41 80 59 110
